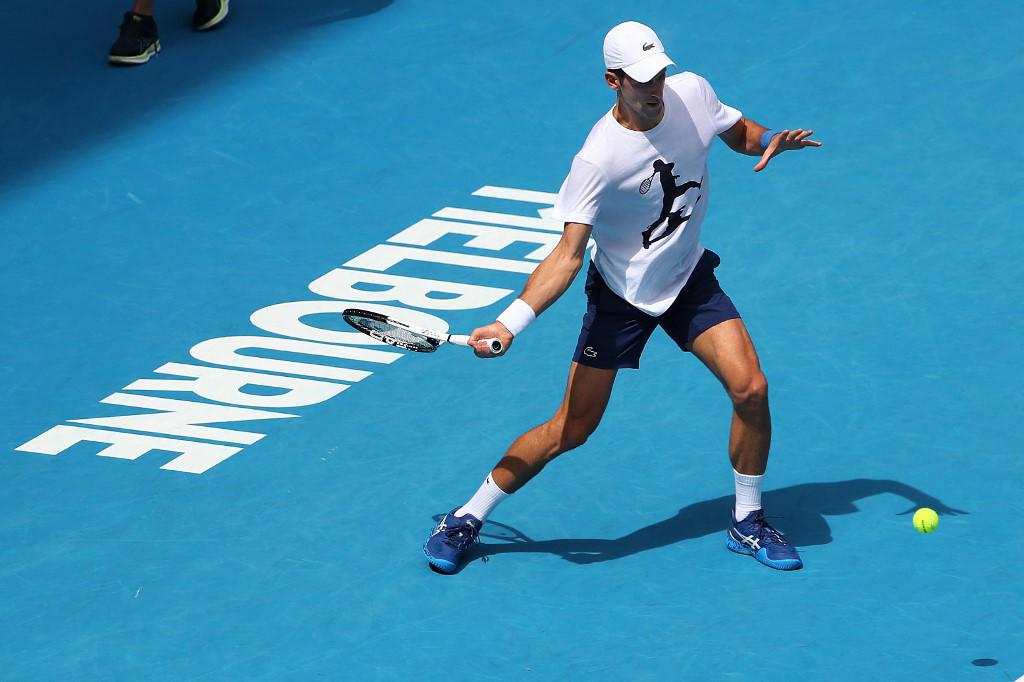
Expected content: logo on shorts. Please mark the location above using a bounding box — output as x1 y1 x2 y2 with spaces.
583 347 598 357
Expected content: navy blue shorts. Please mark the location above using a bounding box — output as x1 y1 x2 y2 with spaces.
572 249 740 369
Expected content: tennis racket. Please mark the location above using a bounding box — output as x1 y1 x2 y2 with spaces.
342 308 503 354
639 170 656 194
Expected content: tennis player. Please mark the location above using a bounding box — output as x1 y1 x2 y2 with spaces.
425 21 821 573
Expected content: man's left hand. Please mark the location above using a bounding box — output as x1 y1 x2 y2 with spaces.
754 129 822 172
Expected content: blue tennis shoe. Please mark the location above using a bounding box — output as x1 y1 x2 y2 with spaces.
726 509 803 571
423 509 481 574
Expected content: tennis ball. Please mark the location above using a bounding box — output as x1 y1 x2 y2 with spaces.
913 507 939 533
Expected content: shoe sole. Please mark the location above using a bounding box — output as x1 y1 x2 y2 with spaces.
109 39 161 65
194 0 229 31
422 547 457 574
726 536 803 571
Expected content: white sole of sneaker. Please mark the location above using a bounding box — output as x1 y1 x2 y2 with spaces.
725 536 803 570
108 40 161 65
194 0 230 31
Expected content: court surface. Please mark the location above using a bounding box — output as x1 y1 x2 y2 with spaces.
2 1 1022 679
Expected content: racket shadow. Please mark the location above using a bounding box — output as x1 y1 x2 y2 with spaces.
441 479 966 567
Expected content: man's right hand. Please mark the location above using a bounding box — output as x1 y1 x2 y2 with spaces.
469 322 513 358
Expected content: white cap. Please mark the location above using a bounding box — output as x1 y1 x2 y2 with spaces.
603 21 674 83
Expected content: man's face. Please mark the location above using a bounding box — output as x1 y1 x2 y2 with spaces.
608 68 668 124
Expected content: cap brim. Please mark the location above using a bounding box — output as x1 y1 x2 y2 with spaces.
622 53 674 83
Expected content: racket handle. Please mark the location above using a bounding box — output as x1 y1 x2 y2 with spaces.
449 335 504 354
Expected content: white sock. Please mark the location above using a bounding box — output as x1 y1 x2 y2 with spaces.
733 468 764 521
455 474 509 522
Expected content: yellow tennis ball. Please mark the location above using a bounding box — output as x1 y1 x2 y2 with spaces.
913 507 939 533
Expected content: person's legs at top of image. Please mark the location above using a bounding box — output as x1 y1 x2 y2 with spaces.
108 0 159 65
109 0 230 66
193 0 229 32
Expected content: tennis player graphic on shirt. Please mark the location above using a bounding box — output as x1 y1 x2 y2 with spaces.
423 21 821 576
640 159 702 249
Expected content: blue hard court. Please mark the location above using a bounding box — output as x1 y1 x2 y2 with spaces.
1 1 1022 679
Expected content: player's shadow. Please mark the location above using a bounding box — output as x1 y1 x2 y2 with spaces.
456 479 965 567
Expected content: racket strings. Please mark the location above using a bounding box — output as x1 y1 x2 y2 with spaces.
639 170 656 194
350 316 438 352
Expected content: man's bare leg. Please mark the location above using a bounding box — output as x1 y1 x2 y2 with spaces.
689 318 770 475
425 362 617 573
690 318 801 569
491 362 618 493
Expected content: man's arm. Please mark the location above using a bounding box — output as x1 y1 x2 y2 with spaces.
468 222 592 357
517 222 592 316
719 118 822 172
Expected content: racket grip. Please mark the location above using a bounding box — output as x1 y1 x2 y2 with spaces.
450 335 503 354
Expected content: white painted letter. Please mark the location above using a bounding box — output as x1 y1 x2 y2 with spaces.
16 425 242 474
345 244 535 274
249 301 455 343
190 335 401 382
432 208 562 233
389 219 558 260
307 270 511 311
472 186 558 205
124 362 348 408
70 393 296 444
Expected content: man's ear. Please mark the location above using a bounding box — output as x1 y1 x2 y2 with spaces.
605 70 620 91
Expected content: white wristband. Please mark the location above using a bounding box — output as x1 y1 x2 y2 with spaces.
496 298 536 337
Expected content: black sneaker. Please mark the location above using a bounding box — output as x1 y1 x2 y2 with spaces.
109 12 160 65
193 0 229 31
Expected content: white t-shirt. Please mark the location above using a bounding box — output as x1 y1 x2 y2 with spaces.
553 72 742 315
